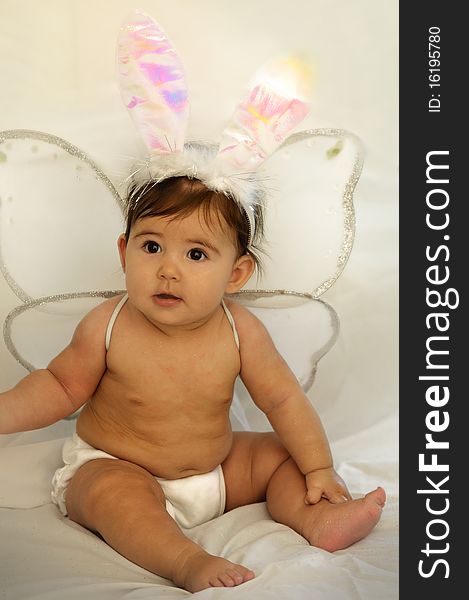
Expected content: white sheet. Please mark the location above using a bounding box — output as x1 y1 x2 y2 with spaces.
0 1 398 598
0 416 398 600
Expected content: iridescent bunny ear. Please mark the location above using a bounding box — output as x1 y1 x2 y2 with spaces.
217 56 312 171
116 10 189 154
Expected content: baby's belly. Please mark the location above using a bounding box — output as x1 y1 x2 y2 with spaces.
76 401 233 479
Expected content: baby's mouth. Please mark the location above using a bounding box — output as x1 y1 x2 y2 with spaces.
153 293 182 306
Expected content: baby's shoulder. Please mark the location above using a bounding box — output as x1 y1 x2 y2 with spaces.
72 294 125 346
223 298 272 345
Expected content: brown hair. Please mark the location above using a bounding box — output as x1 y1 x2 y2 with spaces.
124 176 265 271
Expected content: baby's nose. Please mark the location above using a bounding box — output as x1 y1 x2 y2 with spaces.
157 258 180 280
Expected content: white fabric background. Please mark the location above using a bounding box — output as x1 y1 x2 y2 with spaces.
0 1 398 598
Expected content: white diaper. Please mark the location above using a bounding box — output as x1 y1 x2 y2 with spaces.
51 433 226 529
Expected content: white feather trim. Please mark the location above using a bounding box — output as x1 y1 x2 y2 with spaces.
129 142 264 245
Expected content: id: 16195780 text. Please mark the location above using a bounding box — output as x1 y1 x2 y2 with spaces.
428 26 441 113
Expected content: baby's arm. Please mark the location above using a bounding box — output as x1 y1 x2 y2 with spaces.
230 301 351 504
0 302 109 434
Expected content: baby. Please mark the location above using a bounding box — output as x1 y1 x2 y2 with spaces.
0 175 385 593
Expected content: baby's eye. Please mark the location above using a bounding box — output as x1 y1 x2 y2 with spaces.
144 241 161 254
188 248 207 261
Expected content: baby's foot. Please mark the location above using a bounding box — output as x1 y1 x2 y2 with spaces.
174 549 255 593
302 487 386 553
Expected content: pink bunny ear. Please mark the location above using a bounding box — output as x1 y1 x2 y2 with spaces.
217 56 312 170
117 11 189 154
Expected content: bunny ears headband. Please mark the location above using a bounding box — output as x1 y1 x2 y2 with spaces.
117 10 312 246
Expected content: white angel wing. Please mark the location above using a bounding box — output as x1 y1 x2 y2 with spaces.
243 129 362 297
0 130 126 419
0 130 125 302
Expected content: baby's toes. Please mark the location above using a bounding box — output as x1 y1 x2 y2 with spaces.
208 576 224 588
238 565 255 582
222 567 254 587
218 570 239 587
216 562 255 587
230 568 248 585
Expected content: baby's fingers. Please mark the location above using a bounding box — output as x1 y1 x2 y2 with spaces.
304 487 323 505
325 484 353 503
325 492 349 504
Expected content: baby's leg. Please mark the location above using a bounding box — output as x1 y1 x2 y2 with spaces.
266 457 385 552
222 432 385 552
65 458 254 592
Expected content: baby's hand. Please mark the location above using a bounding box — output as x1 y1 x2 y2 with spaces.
304 467 352 504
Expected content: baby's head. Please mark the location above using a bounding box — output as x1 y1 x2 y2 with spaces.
124 176 264 272
118 176 264 324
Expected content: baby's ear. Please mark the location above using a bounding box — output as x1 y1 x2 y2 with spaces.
117 234 127 272
226 254 255 293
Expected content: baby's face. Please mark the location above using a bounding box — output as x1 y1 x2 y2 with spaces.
119 209 251 328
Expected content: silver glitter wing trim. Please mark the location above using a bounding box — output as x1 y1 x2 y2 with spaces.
286 129 362 298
